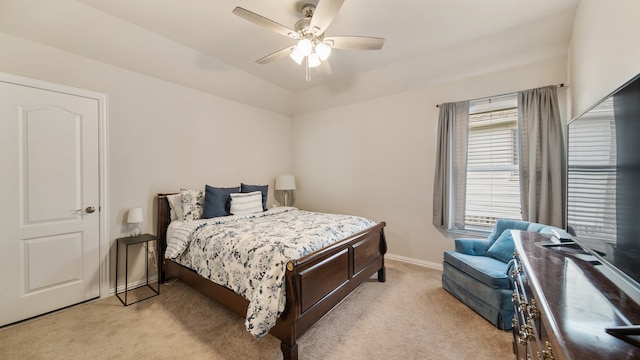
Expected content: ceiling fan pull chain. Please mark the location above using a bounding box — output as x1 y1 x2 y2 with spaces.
305 57 312 82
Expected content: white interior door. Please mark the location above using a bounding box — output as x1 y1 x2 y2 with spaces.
0 80 101 327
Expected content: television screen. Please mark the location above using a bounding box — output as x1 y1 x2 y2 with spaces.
567 73 640 290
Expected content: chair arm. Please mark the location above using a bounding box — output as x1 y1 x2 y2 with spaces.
454 238 491 255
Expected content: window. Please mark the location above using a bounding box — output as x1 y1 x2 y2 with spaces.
435 87 564 232
464 94 521 231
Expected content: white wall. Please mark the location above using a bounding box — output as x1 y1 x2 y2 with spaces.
293 57 567 266
569 0 640 117
0 33 292 288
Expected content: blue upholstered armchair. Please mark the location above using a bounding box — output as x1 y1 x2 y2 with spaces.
441 219 568 330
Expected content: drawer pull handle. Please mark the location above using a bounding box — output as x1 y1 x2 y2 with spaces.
539 341 555 360
529 298 540 320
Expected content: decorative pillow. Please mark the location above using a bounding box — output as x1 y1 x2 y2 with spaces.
230 191 264 216
166 193 183 221
486 230 516 263
202 185 240 219
180 188 205 221
241 183 268 211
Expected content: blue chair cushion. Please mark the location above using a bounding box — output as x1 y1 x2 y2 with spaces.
485 219 533 245
486 230 515 263
454 238 491 255
443 250 512 289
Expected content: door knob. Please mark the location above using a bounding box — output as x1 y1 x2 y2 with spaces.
77 206 96 214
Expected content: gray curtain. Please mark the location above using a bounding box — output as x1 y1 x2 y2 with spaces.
517 86 565 227
433 101 469 229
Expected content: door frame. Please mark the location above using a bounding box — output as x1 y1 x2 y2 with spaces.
0 71 109 299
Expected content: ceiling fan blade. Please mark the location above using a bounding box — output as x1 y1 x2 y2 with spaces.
316 60 332 76
325 36 385 50
309 0 345 35
233 7 299 38
256 46 296 64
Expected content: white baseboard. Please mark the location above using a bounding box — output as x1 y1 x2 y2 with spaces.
386 253 443 271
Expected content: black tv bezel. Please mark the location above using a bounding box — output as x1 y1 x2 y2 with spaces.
565 72 640 308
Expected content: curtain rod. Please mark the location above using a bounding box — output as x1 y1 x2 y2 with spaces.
435 83 565 107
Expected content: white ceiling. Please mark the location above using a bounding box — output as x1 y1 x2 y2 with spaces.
0 0 579 114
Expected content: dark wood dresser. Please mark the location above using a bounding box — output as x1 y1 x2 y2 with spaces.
510 230 640 360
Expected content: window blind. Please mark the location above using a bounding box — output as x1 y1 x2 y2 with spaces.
465 95 521 230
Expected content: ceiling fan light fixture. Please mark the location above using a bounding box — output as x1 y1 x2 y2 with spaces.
315 42 331 61
295 38 312 56
307 52 321 68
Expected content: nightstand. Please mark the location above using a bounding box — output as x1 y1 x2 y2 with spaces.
115 233 160 306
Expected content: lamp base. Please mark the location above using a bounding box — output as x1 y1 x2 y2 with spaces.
130 226 141 237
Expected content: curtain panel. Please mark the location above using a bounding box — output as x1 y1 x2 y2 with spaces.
433 101 469 229
517 86 565 228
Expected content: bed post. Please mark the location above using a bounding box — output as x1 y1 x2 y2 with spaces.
277 261 300 360
378 225 387 282
280 342 298 360
156 193 174 283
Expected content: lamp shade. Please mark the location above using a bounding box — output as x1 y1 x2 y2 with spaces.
289 50 304 65
275 175 296 190
315 42 331 61
307 53 321 68
295 39 312 56
127 207 143 223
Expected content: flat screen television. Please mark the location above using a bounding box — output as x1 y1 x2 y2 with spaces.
566 73 640 320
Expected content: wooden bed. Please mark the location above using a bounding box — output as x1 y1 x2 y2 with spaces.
156 193 387 359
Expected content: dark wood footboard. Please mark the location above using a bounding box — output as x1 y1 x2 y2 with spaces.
156 193 387 360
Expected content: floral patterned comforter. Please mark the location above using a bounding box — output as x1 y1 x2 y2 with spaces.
165 207 376 338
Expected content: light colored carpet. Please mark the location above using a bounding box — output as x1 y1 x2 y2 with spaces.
0 260 513 359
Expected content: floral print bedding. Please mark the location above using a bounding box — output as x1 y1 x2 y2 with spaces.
165 207 377 338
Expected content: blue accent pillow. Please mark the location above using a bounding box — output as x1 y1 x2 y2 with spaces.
486 230 516 263
202 185 240 219
241 183 268 211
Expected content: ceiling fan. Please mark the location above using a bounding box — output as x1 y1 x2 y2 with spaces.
232 0 385 82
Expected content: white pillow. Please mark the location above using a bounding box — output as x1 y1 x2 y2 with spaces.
166 194 183 221
230 191 263 216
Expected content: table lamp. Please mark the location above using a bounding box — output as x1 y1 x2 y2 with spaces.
127 207 143 237
275 175 296 207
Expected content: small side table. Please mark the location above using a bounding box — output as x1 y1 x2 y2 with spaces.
115 233 160 306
